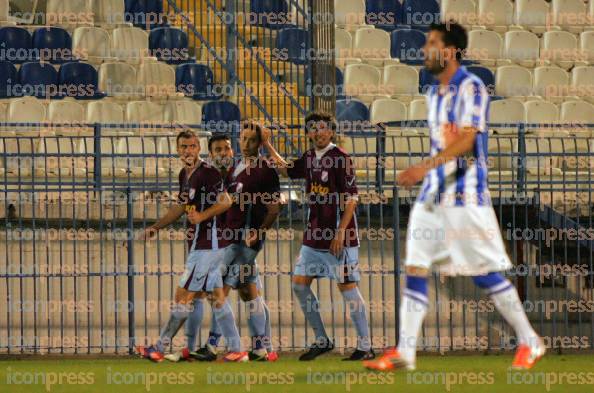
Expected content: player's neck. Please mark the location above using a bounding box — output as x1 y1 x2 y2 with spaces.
437 62 460 89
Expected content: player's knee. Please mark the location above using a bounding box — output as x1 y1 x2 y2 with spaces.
472 272 507 289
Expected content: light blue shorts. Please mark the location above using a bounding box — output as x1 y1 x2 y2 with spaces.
221 243 262 289
293 245 360 283
179 248 227 292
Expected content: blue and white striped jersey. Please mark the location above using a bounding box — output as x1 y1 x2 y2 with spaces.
418 66 491 206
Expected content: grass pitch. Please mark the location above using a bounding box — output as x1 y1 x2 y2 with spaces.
0 353 592 393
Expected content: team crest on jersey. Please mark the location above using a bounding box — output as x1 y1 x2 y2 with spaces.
189 188 196 200
321 171 328 182
235 182 243 193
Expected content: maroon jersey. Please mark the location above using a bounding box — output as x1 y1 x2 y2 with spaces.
221 156 281 251
287 144 359 250
177 161 224 251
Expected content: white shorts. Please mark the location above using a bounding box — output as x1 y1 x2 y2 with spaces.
405 202 512 276
179 248 227 292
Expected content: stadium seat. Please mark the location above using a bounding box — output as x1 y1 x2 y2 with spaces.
441 0 477 28
32 27 74 64
126 101 165 134
148 27 192 64
542 31 579 70
495 65 533 99
467 66 495 95
365 0 402 31
514 0 552 34
0 27 32 64
302 65 345 98
0 0 11 26
98 62 140 98
18 62 60 99
202 101 241 134
525 100 559 135
59 62 106 100
86 101 128 135
48 100 85 135
78 136 121 177
418 68 437 94
560 100 594 135
46 0 94 29
552 0 588 34
0 60 18 98
384 134 430 179
336 99 369 129
504 31 540 67
250 0 291 29
533 66 569 103
370 98 407 127
111 27 156 63
8 97 46 134
409 98 428 121
163 100 202 125
72 27 112 63
175 63 220 100
390 29 426 65
93 0 129 27
383 64 419 102
334 0 367 29
116 136 161 177
477 0 514 33
276 27 309 65
400 0 440 30
344 63 381 101
579 31 594 64
353 27 392 65
125 0 165 29
36 136 82 177
335 28 353 61
467 29 505 66
137 62 178 98
490 99 525 134
524 136 565 176
571 66 594 104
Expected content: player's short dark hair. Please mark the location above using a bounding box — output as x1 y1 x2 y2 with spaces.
304 111 337 133
176 130 197 145
429 21 468 61
208 133 231 152
242 120 263 143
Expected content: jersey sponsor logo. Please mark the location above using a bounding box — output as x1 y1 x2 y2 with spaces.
311 182 329 195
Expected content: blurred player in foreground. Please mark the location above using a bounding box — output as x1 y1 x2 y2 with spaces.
363 22 545 372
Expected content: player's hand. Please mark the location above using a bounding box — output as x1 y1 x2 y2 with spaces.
244 228 259 247
142 226 159 240
330 230 345 257
260 126 271 146
397 164 428 189
187 209 204 224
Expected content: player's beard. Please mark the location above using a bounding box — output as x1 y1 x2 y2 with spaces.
425 55 447 76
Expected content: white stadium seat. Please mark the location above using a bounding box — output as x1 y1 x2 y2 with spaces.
98 62 139 98
8 97 46 131
552 0 588 33
36 137 82 177
137 62 178 98
72 27 113 63
353 28 391 65
344 63 381 100
441 0 478 27
46 0 93 28
478 0 514 33
495 65 533 99
334 0 367 29
467 29 504 66
370 98 407 126
505 31 541 67
0 0 14 26
409 98 428 121
560 100 594 129
111 27 156 63
525 100 559 134
571 66 594 103
542 31 579 70
514 0 552 34
116 137 161 177
580 31 594 63
335 28 353 59
78 137 121 177
490 99 525 134
533 66 570 103
382 64 419 102
93 0 129 27
48 101 86 135
163 101 203 125
86 101 129 135
126 101 165 129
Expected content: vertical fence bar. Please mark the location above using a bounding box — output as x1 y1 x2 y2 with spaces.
127 187 135 354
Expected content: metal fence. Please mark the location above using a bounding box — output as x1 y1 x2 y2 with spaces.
1 122 592 354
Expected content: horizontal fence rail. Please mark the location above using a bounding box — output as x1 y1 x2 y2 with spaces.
0 122 593 354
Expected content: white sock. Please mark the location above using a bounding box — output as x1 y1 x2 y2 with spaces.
490 286 540 348
396 295 428 364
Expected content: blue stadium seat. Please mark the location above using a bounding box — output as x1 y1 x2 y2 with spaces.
365 0 403 31
390 29 426 65
149 27 192 64
202 101 241 134
125 0 165 29
32 27 74 64
176 63 220 100
336 99 369 129
19 62 61 99
276 27 309 65
467 66 495 95
59 62 106 100
0 61 18 98
400 0 440 30
418 67 437 94
250 0 291 29
0 27 33 64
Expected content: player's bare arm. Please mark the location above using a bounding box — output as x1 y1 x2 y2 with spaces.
144 204 186 239
260 127 290 177
187 191 233 224
398 126 478 188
